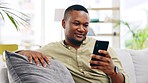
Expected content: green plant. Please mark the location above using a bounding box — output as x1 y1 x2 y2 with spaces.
114 20 148 49
125 26 148 49
0 3 28 31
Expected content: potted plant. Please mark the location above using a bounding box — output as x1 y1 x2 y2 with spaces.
0 3 29 61
125 25 148 49
114 20 148 49
0 3 28 31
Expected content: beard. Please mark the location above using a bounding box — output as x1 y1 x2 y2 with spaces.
67 36 86 46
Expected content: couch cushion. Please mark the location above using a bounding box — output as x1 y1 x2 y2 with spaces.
0 55 9 83
128 49 148 83
5 51 75 83
114 48 136 83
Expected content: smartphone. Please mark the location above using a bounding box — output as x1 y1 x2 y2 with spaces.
90 40 109 66
92 40 109 57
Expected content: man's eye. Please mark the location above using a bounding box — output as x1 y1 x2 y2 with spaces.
73 22 80 26
83 24 89 28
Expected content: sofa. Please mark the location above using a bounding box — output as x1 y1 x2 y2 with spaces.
114 48 148 83
0 48 148 83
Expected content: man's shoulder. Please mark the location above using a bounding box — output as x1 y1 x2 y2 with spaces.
86 36 96 40
41 41 62 49
85 37 96 43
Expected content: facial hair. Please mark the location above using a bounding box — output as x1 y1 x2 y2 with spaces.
67 36 86 46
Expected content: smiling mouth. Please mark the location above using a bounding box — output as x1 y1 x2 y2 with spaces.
75 34 84 38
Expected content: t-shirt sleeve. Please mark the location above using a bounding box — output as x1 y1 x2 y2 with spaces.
35 44 53 58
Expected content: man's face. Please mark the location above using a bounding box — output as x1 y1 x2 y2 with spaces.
62 10 89 44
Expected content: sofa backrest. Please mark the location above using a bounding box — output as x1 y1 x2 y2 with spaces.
114 48 137 83
128 48 148 83
115 48 148 83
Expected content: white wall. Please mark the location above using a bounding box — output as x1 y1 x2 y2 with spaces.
120 0 148 48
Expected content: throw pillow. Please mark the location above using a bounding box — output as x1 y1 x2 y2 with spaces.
5 51 75 83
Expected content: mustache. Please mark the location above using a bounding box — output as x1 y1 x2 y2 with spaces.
74 32 85 35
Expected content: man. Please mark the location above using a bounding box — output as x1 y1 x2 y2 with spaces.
18 4 129 83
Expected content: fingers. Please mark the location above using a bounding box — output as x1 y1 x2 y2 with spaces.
90 59 115 75
90 58 111 67
36 52 48 67
28 56 33 63
90 60 108 65
98 50 111 58
91 55 110 63
90 56 114 74
90 50 112 68
32 51 49 67
90 53 112 68
43 55 50 64
91 65 104 70
33 56 40 66
90 50 115 74
17 50 50 67
90 61 108 71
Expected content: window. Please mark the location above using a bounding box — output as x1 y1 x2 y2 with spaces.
4 0 148 49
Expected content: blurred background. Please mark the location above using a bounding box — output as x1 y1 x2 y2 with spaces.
0 0 148 50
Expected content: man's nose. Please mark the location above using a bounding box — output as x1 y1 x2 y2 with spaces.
78 25 85 32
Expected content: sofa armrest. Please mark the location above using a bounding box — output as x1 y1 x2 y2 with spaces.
0 67 9 83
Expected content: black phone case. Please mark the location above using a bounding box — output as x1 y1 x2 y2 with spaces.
90 40 109 66
92 40 109 56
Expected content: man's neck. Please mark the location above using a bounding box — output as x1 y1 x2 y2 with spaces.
64 40 81 49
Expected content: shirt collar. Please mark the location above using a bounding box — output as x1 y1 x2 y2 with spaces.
61 37 88 48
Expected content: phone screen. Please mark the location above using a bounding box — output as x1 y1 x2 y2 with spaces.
92 40 109 57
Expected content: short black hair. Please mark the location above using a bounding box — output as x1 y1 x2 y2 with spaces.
63 4 88 20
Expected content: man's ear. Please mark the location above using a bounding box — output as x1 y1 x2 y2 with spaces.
62 19 66 29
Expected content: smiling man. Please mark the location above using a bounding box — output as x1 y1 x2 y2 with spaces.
18 4 129 83
62 5 89 49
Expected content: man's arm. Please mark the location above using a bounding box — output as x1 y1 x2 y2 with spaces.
90 50 125 83
108 70 125 83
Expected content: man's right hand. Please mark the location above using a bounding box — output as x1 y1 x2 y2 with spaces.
17 50 50 67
